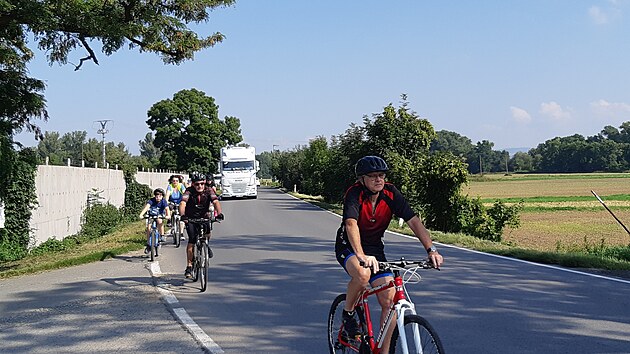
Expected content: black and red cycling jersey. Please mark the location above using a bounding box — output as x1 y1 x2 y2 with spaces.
335 182 415 254
181 187 219 219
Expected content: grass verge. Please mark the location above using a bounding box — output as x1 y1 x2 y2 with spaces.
0 222 146 279
288 192 630 274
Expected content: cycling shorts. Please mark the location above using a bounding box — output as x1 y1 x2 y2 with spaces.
185 220 210 244
335 247 393 283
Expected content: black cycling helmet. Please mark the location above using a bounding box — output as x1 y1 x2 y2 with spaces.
355 156 389 177
154 188 165 196
189 171 205 183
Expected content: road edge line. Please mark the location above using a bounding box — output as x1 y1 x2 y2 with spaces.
148 261 225 353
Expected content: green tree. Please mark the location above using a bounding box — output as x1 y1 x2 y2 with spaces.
60 130 87 163
36 131 64 165
139 132 161 167
1 0 235 140
256 151 274 179
146 89 242 172
509 151 534 172
301 136 332 196
82 138 131 168
430 130 474 158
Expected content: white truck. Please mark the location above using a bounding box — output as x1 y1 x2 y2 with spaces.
219 146 259 198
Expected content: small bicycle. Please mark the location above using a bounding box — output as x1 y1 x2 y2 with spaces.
186 215 219 292
143 215 166 262
328 258 444 354
169 202 183 248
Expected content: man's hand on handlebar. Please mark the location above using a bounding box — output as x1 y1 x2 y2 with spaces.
358 255 379 273
427 252 443 270
216 213 224 221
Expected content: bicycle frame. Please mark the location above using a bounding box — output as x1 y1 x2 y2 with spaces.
338 268 423 354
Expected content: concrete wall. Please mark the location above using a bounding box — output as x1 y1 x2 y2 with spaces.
27 166 175 246
136 171 179 192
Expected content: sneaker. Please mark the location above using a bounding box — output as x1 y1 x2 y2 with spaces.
208 247 214 259
144 245 150 254
342 310 360 338
184 266 192 278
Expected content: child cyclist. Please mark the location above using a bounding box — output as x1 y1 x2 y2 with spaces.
139 188 171 254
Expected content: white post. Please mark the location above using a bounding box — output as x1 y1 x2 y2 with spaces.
45 156 49 165
67 158 71 166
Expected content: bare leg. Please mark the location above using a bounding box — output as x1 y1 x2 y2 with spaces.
343 255 372 311
373 277 395 353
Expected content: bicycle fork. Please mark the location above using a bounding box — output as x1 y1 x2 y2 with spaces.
394 300 420 354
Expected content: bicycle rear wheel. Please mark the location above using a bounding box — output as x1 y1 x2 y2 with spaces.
200 243 209 292
390 314 444 354
328 294 358 354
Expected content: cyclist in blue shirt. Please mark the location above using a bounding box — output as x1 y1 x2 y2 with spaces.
139 188 171 254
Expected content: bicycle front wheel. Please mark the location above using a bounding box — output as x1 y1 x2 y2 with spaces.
192 243 200 282
200 243 209 292
390 314 444 354
328 294 355 354
174 217 181 248
149 230 157 262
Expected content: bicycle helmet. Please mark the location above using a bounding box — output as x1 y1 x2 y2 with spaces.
189 171 205 183
355 156 389 177
154 188 165 196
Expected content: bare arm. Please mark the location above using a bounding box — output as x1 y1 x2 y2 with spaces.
138 203 149 218
407 216 443 268
344 218 379 272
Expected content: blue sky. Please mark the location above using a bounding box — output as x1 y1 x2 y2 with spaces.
16 0 630 155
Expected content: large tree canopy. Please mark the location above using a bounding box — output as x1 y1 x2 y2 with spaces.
146 88 242 173
0 0 235 138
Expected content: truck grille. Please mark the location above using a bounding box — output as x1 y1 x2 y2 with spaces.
233 183 247 193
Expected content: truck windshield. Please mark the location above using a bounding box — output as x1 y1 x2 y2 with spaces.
223 161 255 171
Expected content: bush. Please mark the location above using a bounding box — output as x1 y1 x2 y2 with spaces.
450 196 522 242
80 203 123 239
0 240 28 262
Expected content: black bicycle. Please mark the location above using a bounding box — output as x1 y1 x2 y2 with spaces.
187 216 219 292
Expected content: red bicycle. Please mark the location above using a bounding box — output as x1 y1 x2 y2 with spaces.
328 258 444 354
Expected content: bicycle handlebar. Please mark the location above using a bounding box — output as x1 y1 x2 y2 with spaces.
360 258 437 270
143 215 167 219
184 217 221 224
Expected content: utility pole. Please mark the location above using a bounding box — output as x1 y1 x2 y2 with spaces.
479 156 483 175
95 120 112 168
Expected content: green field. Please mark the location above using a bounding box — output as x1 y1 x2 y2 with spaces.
465 173 630 251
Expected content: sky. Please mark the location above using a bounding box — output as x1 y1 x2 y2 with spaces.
15 0 630 155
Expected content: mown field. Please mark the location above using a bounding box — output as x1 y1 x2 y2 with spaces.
464 173 630 251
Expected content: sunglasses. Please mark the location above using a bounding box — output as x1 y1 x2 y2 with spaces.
193 182 206 187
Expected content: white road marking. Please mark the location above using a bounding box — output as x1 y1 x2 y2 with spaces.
148 262 225 353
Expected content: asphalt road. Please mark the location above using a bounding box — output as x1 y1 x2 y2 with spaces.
1 186 629 353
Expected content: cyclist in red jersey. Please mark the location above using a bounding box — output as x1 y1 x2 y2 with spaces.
179 172 224 279
334 156 444 352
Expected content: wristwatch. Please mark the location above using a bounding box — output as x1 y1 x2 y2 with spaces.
426 245 437 254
